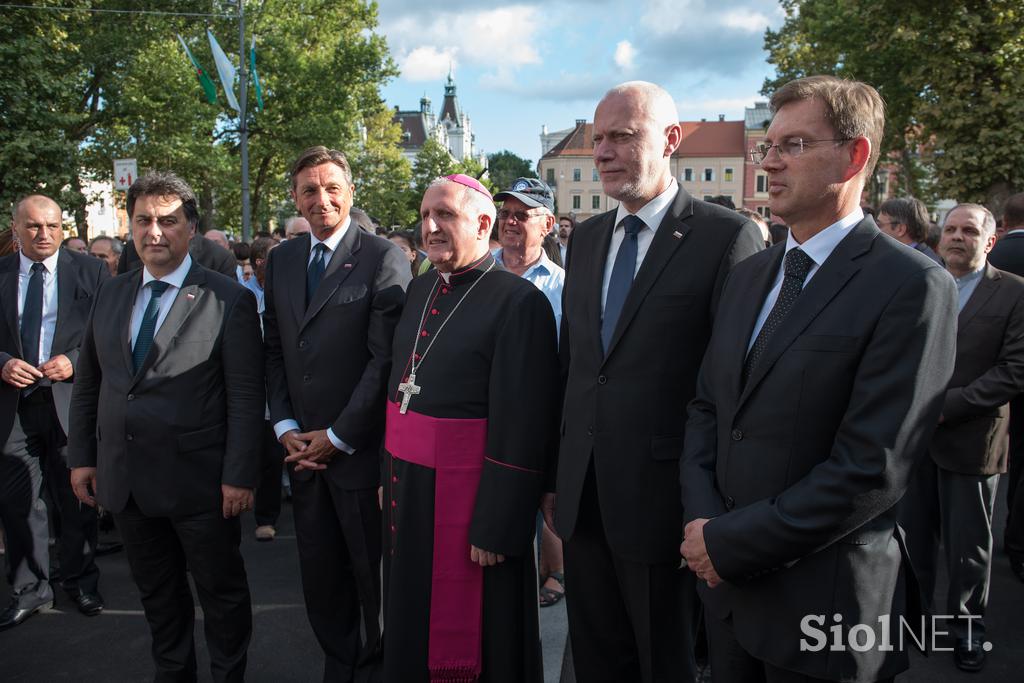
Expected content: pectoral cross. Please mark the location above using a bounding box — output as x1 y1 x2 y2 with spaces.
397 373 421 414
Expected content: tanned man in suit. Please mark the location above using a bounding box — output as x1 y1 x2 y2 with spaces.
679 76 957 683
0 195 109 630
877 196 943 265
263 146 410 682
68 171 265 682
900 203 1024 672
546 81 764 682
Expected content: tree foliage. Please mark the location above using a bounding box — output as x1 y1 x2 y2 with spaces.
763 0 1024 210
486 150 537 192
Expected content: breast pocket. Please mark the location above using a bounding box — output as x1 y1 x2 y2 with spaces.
332 284 368 306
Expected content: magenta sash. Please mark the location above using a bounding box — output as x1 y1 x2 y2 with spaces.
385 400 488 683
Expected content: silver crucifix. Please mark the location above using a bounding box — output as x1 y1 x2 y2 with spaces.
397 373 421 414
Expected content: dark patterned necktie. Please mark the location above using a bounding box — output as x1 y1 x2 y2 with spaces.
306 243 327 306
601 215 644 353
20 262 45 368
133 280 171 373
743 248 814 385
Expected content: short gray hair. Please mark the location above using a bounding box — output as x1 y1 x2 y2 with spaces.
946 203 996 235
89 235 123 254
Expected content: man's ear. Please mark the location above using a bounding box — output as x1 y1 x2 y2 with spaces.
845 137 871 182
478 213 493 239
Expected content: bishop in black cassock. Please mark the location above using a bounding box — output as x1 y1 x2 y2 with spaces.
381 175 559 683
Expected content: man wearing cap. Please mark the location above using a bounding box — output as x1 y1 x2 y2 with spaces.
381 174 560 682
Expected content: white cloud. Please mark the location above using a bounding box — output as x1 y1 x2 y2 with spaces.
720 10 771 33
614 40 636 70
676 96 761 112
399 46 459 82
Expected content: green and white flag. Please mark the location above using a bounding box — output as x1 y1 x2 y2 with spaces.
176 34 217 105
207 29 240 112
250 35 265 112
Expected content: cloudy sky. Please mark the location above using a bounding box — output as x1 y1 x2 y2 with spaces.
374 0 786 166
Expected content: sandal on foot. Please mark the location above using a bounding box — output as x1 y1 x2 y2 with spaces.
539 571 565 608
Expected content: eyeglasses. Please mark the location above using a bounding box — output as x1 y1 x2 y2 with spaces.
497 209 545 223
749 138 853 165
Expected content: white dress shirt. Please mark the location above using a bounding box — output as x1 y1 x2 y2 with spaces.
273 218 354 454
747 208 864 350
18 250 61 364
601 180 678 313
130 254 192 347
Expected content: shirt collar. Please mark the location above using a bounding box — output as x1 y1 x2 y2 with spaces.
613 179 678 232
1006 228 1024 237
143 253 192 289
953 263 986 286
310 216 351 253
784 208 864 267
19 248 61 275
494 248 554 276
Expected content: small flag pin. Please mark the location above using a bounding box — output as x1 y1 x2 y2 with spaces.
344 263 353 269
672 231 683 239
186 293 195 300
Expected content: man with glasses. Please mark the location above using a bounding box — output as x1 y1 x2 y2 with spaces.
877 197 943 264
680 76 957 682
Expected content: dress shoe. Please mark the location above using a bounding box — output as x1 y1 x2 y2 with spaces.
75 592 104 617
95 541 123 557
954 638 986 672
254 525 277 542
0 599 53 631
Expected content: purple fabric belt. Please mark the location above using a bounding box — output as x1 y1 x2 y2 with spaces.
385 400 488 683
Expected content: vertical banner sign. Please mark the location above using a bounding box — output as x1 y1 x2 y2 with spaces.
114 159 138 191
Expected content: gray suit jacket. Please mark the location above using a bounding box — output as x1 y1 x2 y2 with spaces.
67 262 265 517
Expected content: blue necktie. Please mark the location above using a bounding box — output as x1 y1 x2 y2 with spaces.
306 243 327 307
20 262 45 369
601 215 644 353
133 280 171 373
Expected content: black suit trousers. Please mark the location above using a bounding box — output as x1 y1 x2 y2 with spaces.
253 421 286 527
563 465 698 683
291 469 381 683
115 497 252 683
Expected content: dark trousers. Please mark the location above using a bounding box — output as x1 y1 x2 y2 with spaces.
0 396 54 609
254 421 285 527
899 457 998 640
563 466 698 683
115 497 252 683
1004 395 1024 558
705 610 894 683
43 441 99 597
291 469 381 683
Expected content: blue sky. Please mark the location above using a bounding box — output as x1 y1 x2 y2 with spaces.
374 0 786 166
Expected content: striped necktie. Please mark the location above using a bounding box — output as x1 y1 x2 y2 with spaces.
133 280 171 373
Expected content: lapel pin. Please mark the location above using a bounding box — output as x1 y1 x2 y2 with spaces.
186 293 195 300
672 231 683 239
344 263 353 269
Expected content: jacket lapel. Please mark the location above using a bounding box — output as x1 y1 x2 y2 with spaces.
957 263 999 331
0 254 21 355
301 225 361 330
131 264 206 385
287 233 311 328
120 270 143 375
51 249 77 355
738 219 876 408
584 213 616 361
724 245 784 400
604 188 693 360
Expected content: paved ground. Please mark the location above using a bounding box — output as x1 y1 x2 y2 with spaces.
2 486 1022 682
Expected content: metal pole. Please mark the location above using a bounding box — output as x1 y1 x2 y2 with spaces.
238 0 251 241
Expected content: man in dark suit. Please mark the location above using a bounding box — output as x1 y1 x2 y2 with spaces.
679 76 957 683
263 146 409 682
68 171 265 682
900 203 1024 672
546 81 763 682
878 196 943 264
118 225 237 278
0 195 108 629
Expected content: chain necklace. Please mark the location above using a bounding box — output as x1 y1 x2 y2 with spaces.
397 260 496 414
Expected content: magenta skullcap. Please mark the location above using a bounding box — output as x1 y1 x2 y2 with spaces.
445 173 492 200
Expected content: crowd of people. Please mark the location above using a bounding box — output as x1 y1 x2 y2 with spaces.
1 74 1023 683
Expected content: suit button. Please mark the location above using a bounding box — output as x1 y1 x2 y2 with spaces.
725 496 736 509
298 340 307 349
303 374 311 383
597 375 607 385
127 393 135 401
731 428 743 441
126 434 134 441
587 426 594 436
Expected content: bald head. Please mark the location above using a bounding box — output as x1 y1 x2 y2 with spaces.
593 81 682 212
12 194 60 223
12 194 62 261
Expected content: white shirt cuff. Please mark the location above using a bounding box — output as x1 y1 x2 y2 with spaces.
273 419 300 440
326 428 355 454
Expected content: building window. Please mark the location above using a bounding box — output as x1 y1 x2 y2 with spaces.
573 168 581 182
756 173 768 194
724 168 734 182
703 168 714 182
592 168 599 182
592 195 601 210
572 195 581 210
683 168 693 182
546 168 555 185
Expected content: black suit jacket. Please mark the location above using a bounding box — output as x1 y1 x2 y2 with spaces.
930 263 1024 475
988 230 1024 276
67 262 265 517
118 233 237 279
555 187 764 563
0 248 108 442
263 225 410 490
680 218 957 681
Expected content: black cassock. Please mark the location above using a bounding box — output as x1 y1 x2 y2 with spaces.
381 254 559 683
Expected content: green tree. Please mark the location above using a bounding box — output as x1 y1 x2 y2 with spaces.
411 139 458 203
352 107 416 229
486 150 536 192
763 0 1024 210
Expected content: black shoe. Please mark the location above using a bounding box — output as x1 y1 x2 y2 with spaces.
75 592 104 617
954 638 986 672
1011 558 1024 583
0 599 52 631
95 541 123 557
